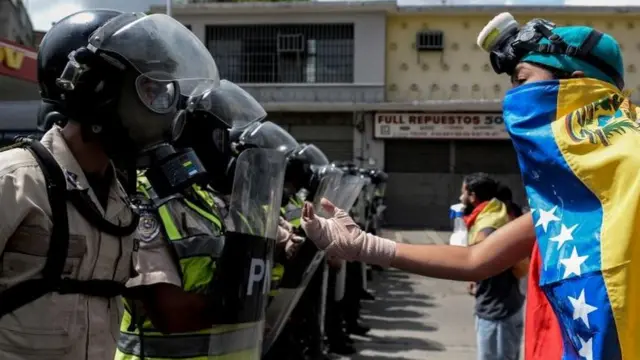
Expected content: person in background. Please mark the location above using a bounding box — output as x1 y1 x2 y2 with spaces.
497 185 523 219
496 185 529 296
461 173 524 360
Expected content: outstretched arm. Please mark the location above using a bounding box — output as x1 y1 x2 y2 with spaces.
301 199 535 282
391 213 534 281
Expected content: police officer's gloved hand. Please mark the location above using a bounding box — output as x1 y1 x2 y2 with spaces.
279 216 293 232
301 198 396 267
276 224 292 246
285 234 305 259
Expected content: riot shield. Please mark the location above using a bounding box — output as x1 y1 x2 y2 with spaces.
332 174 366 320
333 174 367 211
262 170 343 354
208 148 285 359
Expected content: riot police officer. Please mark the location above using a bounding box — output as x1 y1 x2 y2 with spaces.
264 144 339 360
0 9 219 360
114 80 274 360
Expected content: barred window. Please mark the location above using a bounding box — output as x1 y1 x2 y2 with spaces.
206 24 354 84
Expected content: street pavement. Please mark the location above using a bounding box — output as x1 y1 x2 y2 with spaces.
337 230 478 360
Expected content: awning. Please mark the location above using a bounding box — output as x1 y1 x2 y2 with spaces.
0 39 36 83
0 38 38 101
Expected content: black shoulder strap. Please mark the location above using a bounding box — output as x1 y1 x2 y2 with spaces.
67 190 139 237
0 139 126 319
0 139 70 317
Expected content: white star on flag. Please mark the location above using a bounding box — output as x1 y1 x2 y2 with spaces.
560 247 588 279
550 224 578 249
535 205 560 232
578 336 593 360
568 289 598 328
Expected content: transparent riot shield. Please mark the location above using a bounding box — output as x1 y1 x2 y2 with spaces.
352 175 373 228
333 174 367 211
262 170 343 355
332 174 366 320
208 148 285 359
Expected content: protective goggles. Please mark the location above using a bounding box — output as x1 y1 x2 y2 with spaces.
487 18 624 89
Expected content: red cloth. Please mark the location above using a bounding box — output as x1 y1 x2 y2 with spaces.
524 241 563 360
462 201 489 228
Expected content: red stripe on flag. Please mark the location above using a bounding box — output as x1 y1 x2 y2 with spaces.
525 242 564 360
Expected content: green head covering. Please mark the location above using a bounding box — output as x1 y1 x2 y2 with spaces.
522 26 624 88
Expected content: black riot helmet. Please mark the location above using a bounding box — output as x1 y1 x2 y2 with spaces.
369 169 388 185
37 101 66 132
225 121 300 198
37 11 221 197
179 80 267 194
333 161 359 176
287 143 332 200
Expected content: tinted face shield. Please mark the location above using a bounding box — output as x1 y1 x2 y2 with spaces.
186 80 266 130
477 12 624 89
64 13 222 197
234 121 299 154
295 144 329 169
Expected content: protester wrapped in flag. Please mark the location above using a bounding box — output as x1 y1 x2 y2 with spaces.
497 22 640 360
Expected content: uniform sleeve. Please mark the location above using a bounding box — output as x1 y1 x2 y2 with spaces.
126 210 182 288
0 167 40 253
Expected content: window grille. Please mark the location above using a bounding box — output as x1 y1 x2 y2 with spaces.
206 24 354 83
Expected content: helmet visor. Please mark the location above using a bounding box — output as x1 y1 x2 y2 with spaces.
89 13 220 98
239 121 299 155
296 144 329 167
188 80 266 128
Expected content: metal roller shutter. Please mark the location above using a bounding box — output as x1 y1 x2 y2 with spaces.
269 112 354 162
454 140 526 208
384 139 525 229
384 140 452 229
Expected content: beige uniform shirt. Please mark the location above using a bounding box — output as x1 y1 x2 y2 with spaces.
0 127 137 360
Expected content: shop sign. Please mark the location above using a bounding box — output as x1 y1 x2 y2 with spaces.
374 113 509 140
0 45 25 70
0 40 37 83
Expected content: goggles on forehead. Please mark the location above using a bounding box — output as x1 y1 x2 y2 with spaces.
478 12 624 89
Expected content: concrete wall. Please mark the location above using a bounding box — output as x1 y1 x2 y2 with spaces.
385 13 640 103
0 0 34 46
174 12 387 85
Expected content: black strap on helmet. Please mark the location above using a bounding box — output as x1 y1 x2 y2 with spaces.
515 25 624 89
0 138 139 319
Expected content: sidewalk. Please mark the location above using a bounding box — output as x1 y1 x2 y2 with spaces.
339 229 477 360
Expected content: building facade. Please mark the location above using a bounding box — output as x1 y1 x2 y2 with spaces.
0 0 37 101
156 3 640 229
376 7 640 228
152 1 391 162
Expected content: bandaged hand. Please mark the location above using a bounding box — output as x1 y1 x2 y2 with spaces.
300 198 397 267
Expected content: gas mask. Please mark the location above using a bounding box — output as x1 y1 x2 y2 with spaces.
477 12 624 89
54 13 220 197
179 80 267 196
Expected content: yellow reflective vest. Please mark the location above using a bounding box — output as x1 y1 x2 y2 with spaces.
269 197 304 296
114 176 261 360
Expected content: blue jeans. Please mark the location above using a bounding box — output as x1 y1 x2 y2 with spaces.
475 306 523 360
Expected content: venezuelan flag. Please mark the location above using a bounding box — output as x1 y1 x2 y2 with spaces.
502 78 640 360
